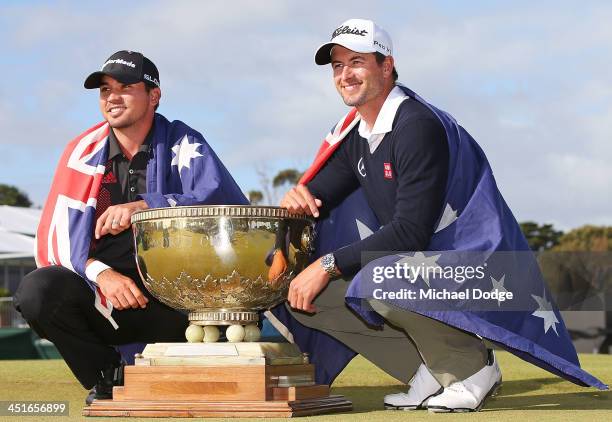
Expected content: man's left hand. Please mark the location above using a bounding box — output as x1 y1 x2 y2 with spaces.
95 200 148 239
287 258 330 313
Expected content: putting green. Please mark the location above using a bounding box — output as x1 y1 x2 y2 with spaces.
0 351 610 421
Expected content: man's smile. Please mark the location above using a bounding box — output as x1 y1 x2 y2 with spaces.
341 81 362 92
107 106 126 117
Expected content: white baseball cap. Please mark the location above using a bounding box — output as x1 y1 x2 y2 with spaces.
314 18 393 65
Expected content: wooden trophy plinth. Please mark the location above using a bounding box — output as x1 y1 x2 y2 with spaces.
83 342 352 418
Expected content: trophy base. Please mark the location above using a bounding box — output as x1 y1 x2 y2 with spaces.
82 342 352 418
83 394 352 418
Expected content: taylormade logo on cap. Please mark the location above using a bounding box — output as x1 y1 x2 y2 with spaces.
315 18 393 65
101 58 136 70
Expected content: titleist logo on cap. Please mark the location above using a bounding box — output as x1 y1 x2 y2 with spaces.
102 58 136 70
332 25 368 39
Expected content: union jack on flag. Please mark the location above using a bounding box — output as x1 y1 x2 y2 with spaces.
36 121 116 326
299 108 359 185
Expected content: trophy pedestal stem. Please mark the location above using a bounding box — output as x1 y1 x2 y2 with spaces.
82 342 352 418
188 310 259 326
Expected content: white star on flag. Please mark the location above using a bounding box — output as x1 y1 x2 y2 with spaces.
171 135 203 172
531 291 560 336
356 219 374 240
434 203 458 233
395 252 442 287
490 275 508 307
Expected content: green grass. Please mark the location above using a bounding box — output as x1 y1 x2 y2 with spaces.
0 351 610 421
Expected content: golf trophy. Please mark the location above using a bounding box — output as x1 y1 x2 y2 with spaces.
84 206 352 417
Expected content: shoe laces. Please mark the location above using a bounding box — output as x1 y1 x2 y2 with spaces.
446 381 468 394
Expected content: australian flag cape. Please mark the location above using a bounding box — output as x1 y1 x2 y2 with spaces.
36 113 247 328
271 85 607 390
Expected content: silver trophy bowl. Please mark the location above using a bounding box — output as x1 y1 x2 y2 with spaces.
131 206 314 326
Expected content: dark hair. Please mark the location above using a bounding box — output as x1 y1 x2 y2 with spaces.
144 83 160 111
374 52 398 82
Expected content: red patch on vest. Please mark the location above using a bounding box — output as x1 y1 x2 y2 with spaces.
383 162 393 179
102 172 117 184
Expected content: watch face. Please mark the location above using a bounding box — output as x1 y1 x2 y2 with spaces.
322 254 335 273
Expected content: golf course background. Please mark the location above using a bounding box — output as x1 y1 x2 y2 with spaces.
0 351 610 421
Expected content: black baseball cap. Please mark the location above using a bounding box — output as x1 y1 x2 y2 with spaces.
84 50 160 89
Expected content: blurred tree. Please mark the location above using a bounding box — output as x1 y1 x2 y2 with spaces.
519 221 563 251
540 226 612 353
253 167 304 205
248 190 264 205
553 225 612 252
272 169 302 188
255 164 276 205
0 184 32 207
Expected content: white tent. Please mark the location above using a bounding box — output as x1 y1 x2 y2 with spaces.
0 205 40 236
0 228 35 256
0 206 41 293
0 205 40 257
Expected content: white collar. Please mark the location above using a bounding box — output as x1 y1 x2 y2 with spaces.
358 85 408 152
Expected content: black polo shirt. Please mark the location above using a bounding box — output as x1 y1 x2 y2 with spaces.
308 99 449 276
89 126 152 271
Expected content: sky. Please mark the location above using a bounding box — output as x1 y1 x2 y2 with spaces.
0 0 610 231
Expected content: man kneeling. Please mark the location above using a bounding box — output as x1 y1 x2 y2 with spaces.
15 50 247 405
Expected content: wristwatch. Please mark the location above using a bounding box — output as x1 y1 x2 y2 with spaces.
320 253 340 279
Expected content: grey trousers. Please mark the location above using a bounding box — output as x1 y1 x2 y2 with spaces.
286 277 488 387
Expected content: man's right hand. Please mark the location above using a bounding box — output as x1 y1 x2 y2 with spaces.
96 269 149 310
280 185 323 217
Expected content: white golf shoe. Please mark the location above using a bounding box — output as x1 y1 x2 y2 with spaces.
427 350 502 413
384 364 443 410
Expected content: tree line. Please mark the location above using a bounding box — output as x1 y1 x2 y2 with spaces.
0 184 32 207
